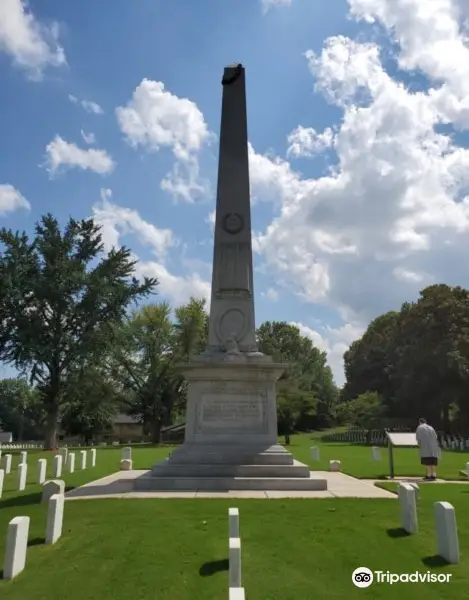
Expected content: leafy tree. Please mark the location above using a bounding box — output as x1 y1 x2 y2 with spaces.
0 378 44 440
390 285 469 429
61 365 121 444
276 380 317 434
342 284 469 431
173 297 208 361
257 321 338 429
342 311 399 404
109 302 179 443
0 215 157 448
336 391 385 430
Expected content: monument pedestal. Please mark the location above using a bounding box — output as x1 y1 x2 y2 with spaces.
134 362 327 491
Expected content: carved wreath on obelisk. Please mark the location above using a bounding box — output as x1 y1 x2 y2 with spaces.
222 212 244 235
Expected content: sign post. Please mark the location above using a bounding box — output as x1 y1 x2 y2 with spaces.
385 432 418 479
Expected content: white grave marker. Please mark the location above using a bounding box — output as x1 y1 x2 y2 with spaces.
60 447 68 464
3 516 30 580
0 468 4 498
37 458 47 484
42 479 65 504
53 454 63 478
17 463 27 491
310 446 320 461
398 483 418 534
229 508 239 538
4 453 12 474
89 448 96 467
408 482 419 500
229 589 245 600
79 450 87 470
45 493 65 545
434 501 459 564
120 458 132 470
229 537 242 588
372 446 381 461
68 452 75 473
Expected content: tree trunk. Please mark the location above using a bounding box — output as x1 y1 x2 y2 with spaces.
44 409 59 450
151 418 162 444
18 413 25 442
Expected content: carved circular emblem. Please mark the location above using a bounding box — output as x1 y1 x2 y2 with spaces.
223 213 244 235
217 308 246 343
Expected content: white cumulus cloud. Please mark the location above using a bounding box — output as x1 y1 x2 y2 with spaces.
0 184 31 214
261 0 294 13
287 126 335 158
93 189 175 258
116 79 211 202
250 5 469 329
69 95 103 115
0 0 65 79
80 130 96 145
92 189 210 307
291 321 364 384
44 136 115 176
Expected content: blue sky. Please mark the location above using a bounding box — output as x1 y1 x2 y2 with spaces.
1 0 469 383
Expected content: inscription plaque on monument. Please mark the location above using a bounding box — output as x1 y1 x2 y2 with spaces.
198 393 267 432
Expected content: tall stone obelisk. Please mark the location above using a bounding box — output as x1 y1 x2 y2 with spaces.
207 63 257 354
134 65 327 492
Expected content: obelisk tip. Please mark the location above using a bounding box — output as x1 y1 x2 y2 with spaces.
222 64 243 85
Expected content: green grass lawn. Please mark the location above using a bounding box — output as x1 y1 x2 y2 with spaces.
0 439 468 598
1 490 468 599
290 433 469 480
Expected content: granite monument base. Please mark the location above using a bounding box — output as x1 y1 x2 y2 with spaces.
133 362 328 491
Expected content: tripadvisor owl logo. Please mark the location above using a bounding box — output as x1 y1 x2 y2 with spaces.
352 567 452 586
352 567 374 588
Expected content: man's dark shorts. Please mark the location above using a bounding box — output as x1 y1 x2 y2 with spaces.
421 456 438 466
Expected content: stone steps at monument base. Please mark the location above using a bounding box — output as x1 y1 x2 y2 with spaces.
132 474 328 492
167 444 294 465
165 452 294 466
150 460 309 478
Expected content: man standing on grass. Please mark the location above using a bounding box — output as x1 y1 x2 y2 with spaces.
416 418 440 481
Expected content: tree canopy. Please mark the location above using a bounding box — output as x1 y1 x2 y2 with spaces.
342 284 469 431
0 214 157 448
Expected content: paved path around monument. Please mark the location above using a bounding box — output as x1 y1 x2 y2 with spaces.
65 470 395 499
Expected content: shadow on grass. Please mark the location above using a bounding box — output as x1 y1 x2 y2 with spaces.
0 492 41 508
386 528 410 538
199 559 229 576
422 555 450 567
28 537 45 547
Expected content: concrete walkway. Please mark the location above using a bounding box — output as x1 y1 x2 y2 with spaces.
65 470 396 500
365 476 469 485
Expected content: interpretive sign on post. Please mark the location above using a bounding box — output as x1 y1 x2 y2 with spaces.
386 432 418 479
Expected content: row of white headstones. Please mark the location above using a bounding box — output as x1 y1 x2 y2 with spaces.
311 444 469 468
229 508 245 600
0 447 97 496
3 472 93 579
1 448 99 580
398 482 459 563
